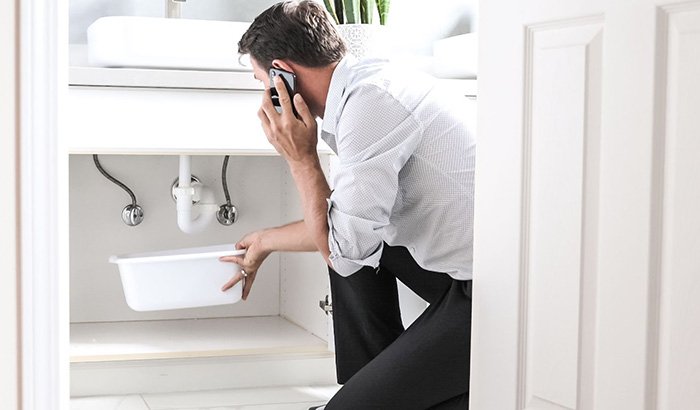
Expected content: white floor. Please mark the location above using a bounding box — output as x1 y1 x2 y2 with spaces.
71 385 341 410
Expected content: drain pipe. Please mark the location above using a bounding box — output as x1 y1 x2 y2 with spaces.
174 155 218 234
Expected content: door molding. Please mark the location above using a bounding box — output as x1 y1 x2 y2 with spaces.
648 3 700 409
519 16 604 410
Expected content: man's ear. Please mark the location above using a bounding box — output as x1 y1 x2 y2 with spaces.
271 59 294 73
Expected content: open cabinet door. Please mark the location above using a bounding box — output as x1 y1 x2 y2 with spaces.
473 0 700 409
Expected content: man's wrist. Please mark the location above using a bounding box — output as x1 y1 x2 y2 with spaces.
288 154 321 176
258 228 275 254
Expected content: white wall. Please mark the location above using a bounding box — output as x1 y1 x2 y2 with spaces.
385 0 477 56
69 0 279 43
0 0 20 407
69 0 478 49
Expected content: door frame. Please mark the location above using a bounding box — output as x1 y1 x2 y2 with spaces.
18 0 70 408
1 0 21 407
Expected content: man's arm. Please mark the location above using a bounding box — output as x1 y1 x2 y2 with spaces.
258 75 333 266
261 219 319 253
220 219 320 300
222 77 333 300
288 160 332 266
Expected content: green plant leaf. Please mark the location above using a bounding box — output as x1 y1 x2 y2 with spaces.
334 0 345 24
376 0 390 25
343 0 359 24
323 0 339 25
360 0 373 24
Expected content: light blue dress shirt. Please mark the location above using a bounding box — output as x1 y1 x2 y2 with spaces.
321 55 475 281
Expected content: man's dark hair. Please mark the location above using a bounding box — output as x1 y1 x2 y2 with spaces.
238 0 346 69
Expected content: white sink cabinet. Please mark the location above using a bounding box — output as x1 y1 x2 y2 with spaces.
67 67 334 155
67 66 339 397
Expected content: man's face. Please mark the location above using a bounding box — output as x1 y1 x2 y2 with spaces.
250 57 271 87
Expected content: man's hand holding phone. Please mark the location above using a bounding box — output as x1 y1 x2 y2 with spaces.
269 68 298 117
258 70 318 165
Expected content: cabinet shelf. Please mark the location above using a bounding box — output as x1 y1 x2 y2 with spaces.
70 316 330 363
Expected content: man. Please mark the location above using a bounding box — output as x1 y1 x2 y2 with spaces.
219 1 475 409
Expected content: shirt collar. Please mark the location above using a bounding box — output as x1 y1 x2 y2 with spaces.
321 54 358 136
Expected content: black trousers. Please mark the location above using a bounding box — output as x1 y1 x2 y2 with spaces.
326 244 472 410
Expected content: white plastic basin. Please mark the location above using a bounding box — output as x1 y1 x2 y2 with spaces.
87 16 252 71
109 244 246 312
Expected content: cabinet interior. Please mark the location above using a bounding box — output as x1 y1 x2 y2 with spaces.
68 153 334 394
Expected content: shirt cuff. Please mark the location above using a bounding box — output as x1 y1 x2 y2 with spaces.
326 198 383 277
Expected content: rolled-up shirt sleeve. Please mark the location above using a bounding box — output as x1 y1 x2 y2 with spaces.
326 84 422 276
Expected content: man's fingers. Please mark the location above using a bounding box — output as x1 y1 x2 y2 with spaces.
274 76 294 118
218 256 244 265
242 273 255 300
258 109 274 143
294 94 314 127
257 106 271 129
220 273 242 292
261 87 278 120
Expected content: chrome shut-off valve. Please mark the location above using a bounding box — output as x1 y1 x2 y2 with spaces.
217 155 239 226
93 155 145 227
122 204 145 227
217 203 238 226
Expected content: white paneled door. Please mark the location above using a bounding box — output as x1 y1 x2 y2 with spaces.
473 0 700 409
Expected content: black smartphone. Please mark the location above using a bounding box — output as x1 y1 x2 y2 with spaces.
269 67 298 117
